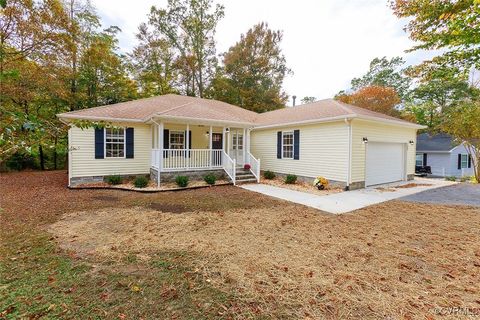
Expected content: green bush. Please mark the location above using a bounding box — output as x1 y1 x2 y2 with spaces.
105 175 122 185
263 170 275 180
204 173 216 185
285 174 297 184
445 176 457 182
175 175 189 188
133 176 149 188
460 176 472 182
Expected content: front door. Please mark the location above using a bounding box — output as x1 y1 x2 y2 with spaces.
212 133 223 166
231 131 244 165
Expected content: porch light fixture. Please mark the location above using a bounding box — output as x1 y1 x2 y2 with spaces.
409 140 415 145
362 137 368 144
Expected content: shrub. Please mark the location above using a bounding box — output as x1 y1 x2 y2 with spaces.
204 173 217 185
460 175 473 183
263 170 275 179
445 176 457 182
244 163 251 170
285 174 297 184
175 175 189 188
133 176 149 188
105 175 122 185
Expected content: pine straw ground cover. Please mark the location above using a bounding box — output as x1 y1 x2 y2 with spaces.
1 171 480 319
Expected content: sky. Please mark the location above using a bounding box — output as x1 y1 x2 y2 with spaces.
92 0 434 106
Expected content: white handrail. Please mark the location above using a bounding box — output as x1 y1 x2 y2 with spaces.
222 150 236 185
158 149 223 171
246 151 261 183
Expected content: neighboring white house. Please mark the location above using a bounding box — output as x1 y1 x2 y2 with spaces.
57 94 424 189
416 133 475 177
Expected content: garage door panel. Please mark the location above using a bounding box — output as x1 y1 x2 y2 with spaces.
366 142 405 186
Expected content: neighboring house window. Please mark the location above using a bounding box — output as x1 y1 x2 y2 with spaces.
282 131 294 159
105 128 125 158
170 131 185 149
461 154 468 168
415 154 423 166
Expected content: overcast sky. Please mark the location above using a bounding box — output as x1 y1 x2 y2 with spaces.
92 0 434 106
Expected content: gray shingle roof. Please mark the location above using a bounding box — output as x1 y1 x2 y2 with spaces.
416 133 457 152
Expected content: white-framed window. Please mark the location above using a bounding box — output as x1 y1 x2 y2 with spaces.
105 128 125 158
170 131 185 149
282 131 294 159
232 133 243 150
415 154 423 166
461 154 468 168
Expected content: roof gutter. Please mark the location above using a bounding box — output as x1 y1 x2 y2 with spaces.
252 115 356 130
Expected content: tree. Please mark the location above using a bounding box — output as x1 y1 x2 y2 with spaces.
402 67 476 130
148 0 224 97
350 56 411 99
443 100 480 182
336 86 401 116
391 0 480 77
208 22 291 112
301 96 316 104
130 23 178 97
79 26 137 107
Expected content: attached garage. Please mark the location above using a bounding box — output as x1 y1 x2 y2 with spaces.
365 142 406 186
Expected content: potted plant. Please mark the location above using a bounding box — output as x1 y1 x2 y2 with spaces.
244 163 251 170
313 177 329 190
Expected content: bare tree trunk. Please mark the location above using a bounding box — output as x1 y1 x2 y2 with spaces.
39 145 45 170
53 136 58 170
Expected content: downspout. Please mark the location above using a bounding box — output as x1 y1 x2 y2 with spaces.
344 118 352 191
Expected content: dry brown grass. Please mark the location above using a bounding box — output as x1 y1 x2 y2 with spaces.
50 199 480 319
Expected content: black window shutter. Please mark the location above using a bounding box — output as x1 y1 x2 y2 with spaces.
163 129 169 149
293 130 300 160
163 129 169 158
423 153 427 166
468 155 472 168
277 131 282 159
94 128 104 159
458 154 462 169
126 128 134 158
186 130 192 158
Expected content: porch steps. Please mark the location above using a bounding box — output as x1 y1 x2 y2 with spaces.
234 167 258 184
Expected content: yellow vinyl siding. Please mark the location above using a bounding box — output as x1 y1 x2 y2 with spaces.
69 123 151 178
251 122 349 182
351 119 417 183
162 124 224 149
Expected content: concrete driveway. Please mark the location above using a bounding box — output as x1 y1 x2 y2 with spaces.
241 178 456 214
400 183 480 207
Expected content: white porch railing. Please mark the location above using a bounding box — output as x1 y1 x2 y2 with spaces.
152 149 223 171
246 151 261 183
222 150 236 185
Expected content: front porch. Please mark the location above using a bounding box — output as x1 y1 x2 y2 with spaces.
150 121 260 185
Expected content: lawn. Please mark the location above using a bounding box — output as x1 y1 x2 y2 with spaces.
1 171 479 319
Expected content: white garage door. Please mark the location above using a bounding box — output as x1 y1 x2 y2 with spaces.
365 142 405 187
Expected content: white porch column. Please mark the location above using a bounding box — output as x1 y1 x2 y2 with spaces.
158 122 164 187
243 127 247 164
209 125 213 168
226 128 230 154
186 123 190 169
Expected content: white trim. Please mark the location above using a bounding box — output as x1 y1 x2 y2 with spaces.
345 118 352 188
104 127 126 159
252 114 425 130
68 128 72 187
281 131 294 159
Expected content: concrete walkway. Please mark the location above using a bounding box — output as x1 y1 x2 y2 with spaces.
241 178 456 214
